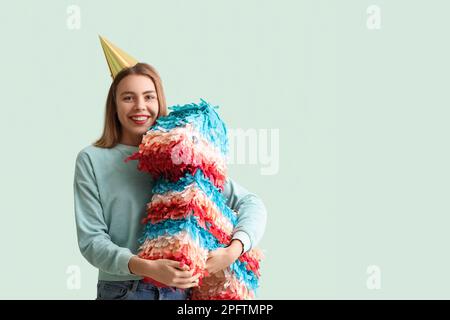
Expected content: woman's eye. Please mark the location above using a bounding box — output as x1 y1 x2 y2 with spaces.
123 96 132 101
145 95 156 100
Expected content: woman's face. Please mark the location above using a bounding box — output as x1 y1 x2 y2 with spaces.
115 74 159 146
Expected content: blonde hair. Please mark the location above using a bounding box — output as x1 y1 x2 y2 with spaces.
94 63 167 148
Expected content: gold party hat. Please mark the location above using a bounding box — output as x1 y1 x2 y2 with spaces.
99 35 138 79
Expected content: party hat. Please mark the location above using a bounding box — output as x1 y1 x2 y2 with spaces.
99 35 138 79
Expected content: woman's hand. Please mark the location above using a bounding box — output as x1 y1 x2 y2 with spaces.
205 240 243 275
129 256 200 289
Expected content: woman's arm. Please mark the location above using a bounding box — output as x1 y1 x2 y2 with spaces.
74 151 135 275
223 177 268 254
128 256 200 289
206 177 267 274
74 150 199 288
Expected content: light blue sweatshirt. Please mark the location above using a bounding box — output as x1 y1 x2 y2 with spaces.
73 143 267 281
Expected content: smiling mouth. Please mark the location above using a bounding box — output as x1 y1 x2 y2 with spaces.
129 116 150 125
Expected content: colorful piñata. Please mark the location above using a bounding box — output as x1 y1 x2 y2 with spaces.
125 99 263 299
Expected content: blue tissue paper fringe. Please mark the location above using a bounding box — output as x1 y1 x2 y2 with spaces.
150 99 229 156
141 99 260 292
152 170 238 226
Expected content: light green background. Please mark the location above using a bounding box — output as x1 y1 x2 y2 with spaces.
1 0 449 299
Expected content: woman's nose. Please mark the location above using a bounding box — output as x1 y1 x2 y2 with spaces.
134 97 146 110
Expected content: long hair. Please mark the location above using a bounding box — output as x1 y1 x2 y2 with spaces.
94 63 167 148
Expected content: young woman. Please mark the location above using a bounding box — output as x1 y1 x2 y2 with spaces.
73 63 267 300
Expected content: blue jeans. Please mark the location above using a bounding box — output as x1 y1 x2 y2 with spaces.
96 280 191 300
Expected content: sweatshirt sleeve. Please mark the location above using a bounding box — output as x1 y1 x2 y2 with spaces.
73 151 134 276
222 177 267 254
